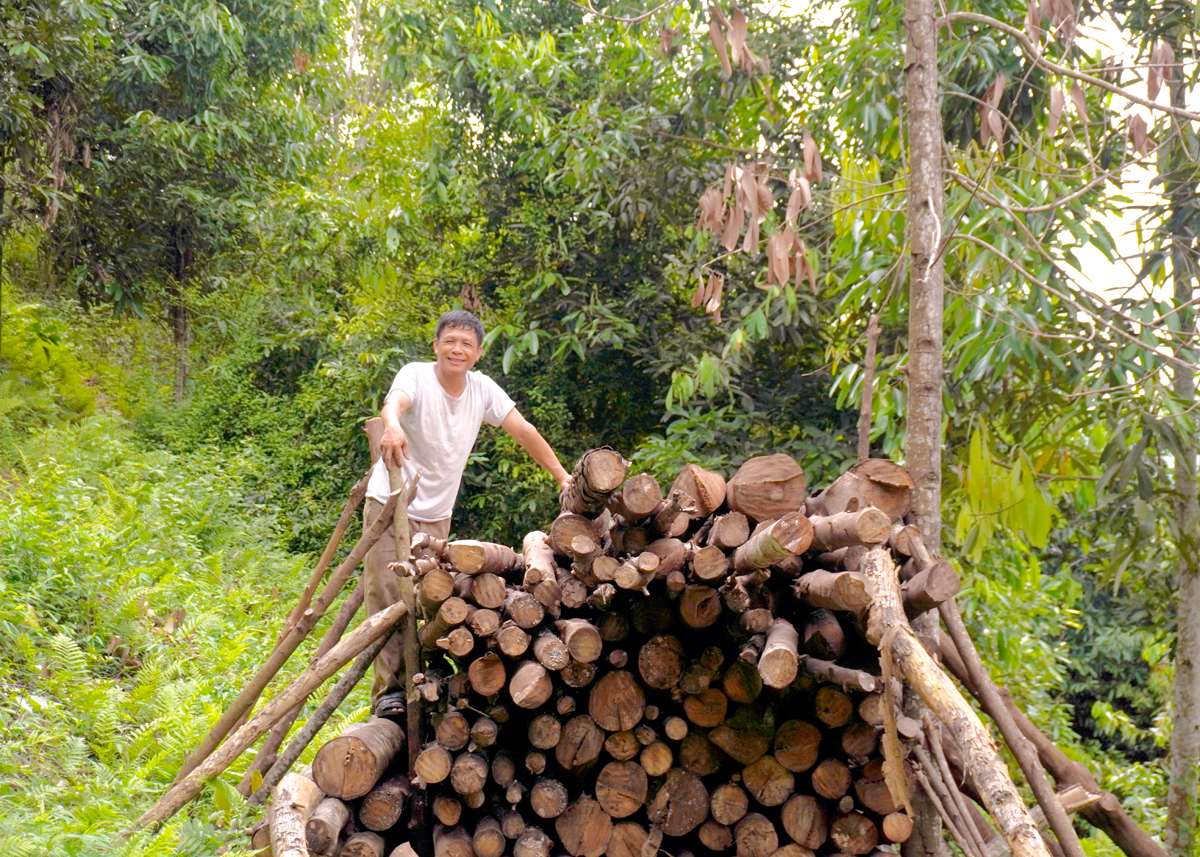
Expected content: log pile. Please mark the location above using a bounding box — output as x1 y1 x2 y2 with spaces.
256 451 974 857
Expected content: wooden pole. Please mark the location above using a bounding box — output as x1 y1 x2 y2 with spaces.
859 546 1051 857
136 598 409 828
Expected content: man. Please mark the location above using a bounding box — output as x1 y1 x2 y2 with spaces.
363 309 572 719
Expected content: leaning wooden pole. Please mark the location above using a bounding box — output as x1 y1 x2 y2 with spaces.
860 546 1051 857
940 599 1088 857
174 488 401 782
137 597 409 828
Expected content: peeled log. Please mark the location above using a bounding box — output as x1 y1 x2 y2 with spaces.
557 795 614 857
758 619 799 689
732 513 813 571
808 508 892 552
647 768 710 836
589 671 646 731
447 539 522 575
726 455 807 522
734 813 779 857
596 761 649 818
671 463 727 518
562 449 630 516
306 796 349 854
312 717 404 800
860 546 1051 857
793 570 871 613
358 775 410 832
805 459 914 522
270 771 324 857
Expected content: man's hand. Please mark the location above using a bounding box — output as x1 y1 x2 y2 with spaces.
556 471 574 491
380 423 410 468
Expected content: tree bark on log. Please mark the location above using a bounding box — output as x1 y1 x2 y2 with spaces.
609 473 663 522
270 771 324 857
793 570 871 613
312 716 405 800
447 540 522 575
732 513 813 571
562 449 631 516
726 455 807 523
805 460 914 523
860 547 1050 857
523 531 557 588
306 796 349 854
359 775 411 832
139 598 408 828
671 464 727 519
808 508 892 552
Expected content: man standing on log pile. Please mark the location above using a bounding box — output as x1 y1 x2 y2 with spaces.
364 309 573 721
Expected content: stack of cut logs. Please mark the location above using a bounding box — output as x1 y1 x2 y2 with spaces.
261 450 963 857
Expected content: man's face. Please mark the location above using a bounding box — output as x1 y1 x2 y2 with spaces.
432 325 483 377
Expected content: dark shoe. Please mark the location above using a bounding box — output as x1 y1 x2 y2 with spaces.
374 691 406 722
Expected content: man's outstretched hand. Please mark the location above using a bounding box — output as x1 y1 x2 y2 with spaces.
380 424 410 468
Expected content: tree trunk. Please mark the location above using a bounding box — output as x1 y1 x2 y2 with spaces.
1164 44 1200 857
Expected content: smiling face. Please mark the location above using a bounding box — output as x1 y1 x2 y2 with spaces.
432 324 483 380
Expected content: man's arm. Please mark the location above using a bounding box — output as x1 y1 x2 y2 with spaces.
500 409 572 489
380 390 413 469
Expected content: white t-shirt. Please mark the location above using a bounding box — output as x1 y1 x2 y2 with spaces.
366 362 516 522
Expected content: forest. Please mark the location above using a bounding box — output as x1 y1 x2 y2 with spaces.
0 0 1196 855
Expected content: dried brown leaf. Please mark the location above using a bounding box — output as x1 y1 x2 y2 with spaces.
987 73 1006 109
743 211 760 253
1148 41 1176 102
660 27 678 57
692 272 707 309
709 3 731 30
697 187 725 234
722 203 744 252
1128 114 1153 156
709 17 732 77
740 166 760 221
803 132 823 183
740 42 758 73
767 230 791 286
756 179 774 216
988 108 1003 145
797 176 812 210
705 272 725 323
1024 0 1042 45
1047 88 1064 136
728 8 748 67
1069 82 1089 124
785 188 802 225
724 162 737 200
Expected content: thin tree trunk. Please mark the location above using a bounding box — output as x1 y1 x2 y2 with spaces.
904 0 946 854
1165 49 1200 857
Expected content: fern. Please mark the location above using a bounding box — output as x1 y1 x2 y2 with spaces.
47 634 89 682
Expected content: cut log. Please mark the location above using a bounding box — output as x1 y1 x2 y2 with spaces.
902 562 961 615
533 631 571 671
758 619 799 689
813 685 854 728
525 750 547 775
474 816 506 857
589 670 646 731
419 597 470 647
793 570 871 613
433 794 463 825
491 752 517 786
596 760 649 818
302 792 345 854
726 455 807 522
802 609 845 660
531 777 571 819
557 714 606 772
562 449 630 516
504 590 546 630
501 808 527 839
557 795 614 857
683 688 728 728
458 572 507 610
808 508 892 552
679 585 722 628
415 742 454 784
434 825 476 857
812 758 852 799
343 831 388 857
468 652 507 697
420 568 457 615
711 782 750 826
654 488 697 537
440 626 475 658
854 759 899 814
699 820 734 852
721 569 769 613
679 729 725 776
450 751 489 795
734 813 779 857
772 719 821 773
805 459 914 522
691 545 730 582
510 661 554 709
312 717 404 800
646 538 688 577
722 661 763 704
496 621 532 658
841 721 879 762
830 813 879 855
606 822 648 857
743 754 795 807
605 731 641 762
610 473 664 522
558 568 589 610
732 513 813 571
515 827 552 857
647 768 710 836
671 463 727 518
640 742 674 776
529 712 564 749
447 540 522 575
709 708 771 765
781 795 828 850
358 775 410 832
557 619 604 663
638 634 685 690
882 812 914 843
562 659 598 688
436 710 471 752
523 531 557 588
467 608 502 638
709 511 752 550
551 512 604 556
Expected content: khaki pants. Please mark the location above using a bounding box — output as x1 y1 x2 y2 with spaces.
363 497 451 705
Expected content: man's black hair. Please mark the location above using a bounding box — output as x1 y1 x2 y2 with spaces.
436 310 485 346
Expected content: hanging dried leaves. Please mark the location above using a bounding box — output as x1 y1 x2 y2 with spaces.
704 272 726 322
709 14 732 77
722 200 745 252
1024 0 1042 46
979 73 1006 146
739 165 763 253
696 187 726 234
1148 41 1176 102
1047 87 1064 137
660 27 678 57
728 8 748 68
1043 0 1076 43
803 132 823 183
766 229 793 287
792 234 817 292
1069 82 1089 124
1128 115 1154 156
